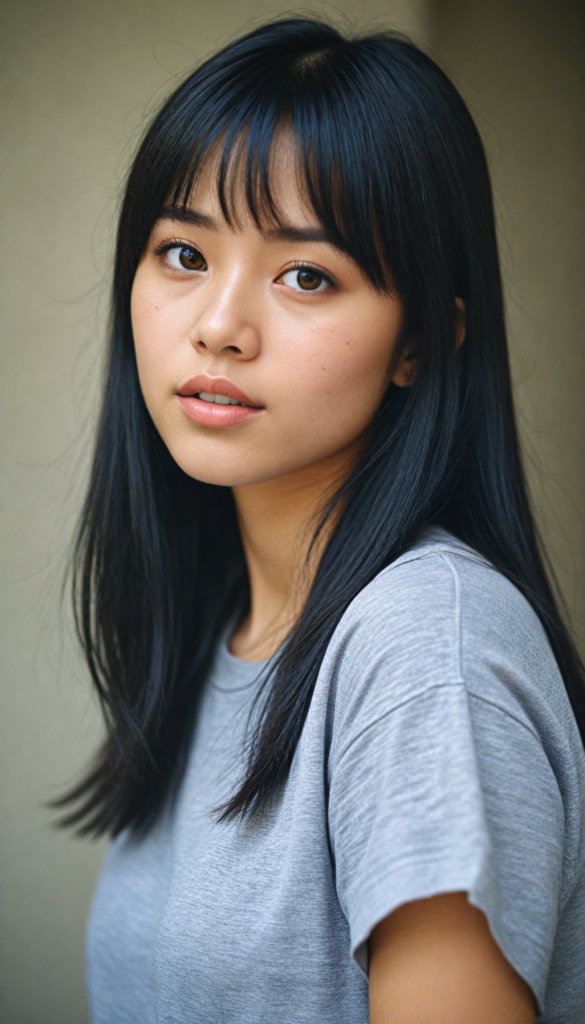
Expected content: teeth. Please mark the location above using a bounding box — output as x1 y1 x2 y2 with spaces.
197 392 247 407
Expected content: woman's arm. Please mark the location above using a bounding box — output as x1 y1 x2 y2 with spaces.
369 892 536 1024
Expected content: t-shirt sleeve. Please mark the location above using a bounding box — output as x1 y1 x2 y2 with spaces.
326 559 565 1015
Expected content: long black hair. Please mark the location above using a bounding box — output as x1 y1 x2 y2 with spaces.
57 17 585 836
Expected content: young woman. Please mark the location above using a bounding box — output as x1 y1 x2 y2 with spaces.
59 18 585 1024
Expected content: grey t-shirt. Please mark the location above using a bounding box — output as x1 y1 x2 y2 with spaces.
87 528 585 1023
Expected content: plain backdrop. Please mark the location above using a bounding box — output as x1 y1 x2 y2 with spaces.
0 1 583 1021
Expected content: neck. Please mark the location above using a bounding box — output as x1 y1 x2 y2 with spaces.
230 439 363 662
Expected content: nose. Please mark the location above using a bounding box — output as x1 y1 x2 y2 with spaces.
188 269 261 360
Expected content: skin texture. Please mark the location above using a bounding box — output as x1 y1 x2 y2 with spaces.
131 152 409 658
131 149 533 1021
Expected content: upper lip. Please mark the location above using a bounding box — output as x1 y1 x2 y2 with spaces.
177 374 262 408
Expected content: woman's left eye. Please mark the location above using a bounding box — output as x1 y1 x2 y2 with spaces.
165 245 207 271
280 268 331 292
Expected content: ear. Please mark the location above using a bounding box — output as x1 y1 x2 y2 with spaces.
390 344 417 388
391 298 467 389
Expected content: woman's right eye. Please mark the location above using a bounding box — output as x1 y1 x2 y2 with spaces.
166 245 207 271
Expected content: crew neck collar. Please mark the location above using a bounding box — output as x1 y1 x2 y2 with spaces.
209 630 275 692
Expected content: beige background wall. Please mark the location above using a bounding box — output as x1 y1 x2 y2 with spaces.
430 0 585 648
0 1 582 1021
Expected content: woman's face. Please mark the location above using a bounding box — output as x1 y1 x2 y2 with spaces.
131 155 407 488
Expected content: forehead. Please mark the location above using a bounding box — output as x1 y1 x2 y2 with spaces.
176 129 324 233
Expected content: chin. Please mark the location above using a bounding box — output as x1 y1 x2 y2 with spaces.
168 434 350 489
171 449 270 489
173 446 325 489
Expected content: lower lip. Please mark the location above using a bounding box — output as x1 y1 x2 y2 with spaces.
177 395 264 428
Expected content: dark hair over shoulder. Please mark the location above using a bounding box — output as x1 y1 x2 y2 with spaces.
55 17 585 836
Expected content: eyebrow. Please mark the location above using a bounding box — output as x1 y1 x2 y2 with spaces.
158 206 335 246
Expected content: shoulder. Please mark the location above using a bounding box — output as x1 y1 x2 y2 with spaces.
331 526 545 671
343 526 535 633
321 527 570 739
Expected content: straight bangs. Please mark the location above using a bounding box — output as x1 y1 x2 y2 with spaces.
119 21 475 379
119 27 445 302
151 60 395 294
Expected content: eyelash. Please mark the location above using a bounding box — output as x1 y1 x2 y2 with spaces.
281 261 337 290
151 238 338 289
151 238 197 261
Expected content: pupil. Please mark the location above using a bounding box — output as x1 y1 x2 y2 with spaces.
180 247 202 270
298 269 321 290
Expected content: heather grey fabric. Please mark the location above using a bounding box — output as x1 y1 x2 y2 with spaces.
87 528 585 1023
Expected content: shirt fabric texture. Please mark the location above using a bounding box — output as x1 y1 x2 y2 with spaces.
87 528 585 1023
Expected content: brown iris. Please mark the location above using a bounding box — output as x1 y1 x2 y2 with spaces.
178 246 206 270
297 269 323 290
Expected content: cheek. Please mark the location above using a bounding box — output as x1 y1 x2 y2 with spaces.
131 274 162 382
280 308 397 434
130 272 184 403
